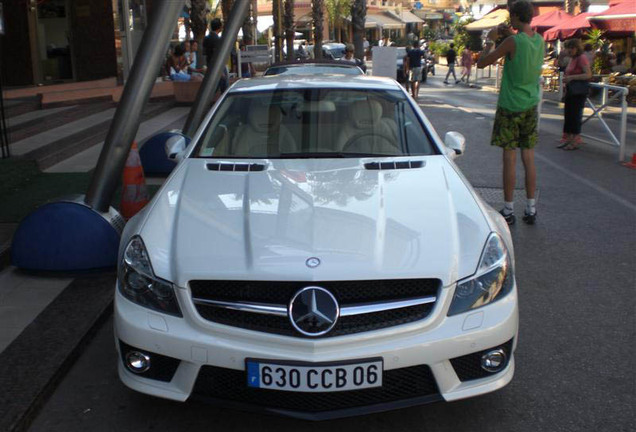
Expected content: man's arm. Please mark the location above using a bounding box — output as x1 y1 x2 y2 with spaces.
477 36 515 69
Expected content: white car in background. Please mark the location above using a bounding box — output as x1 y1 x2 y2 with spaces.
115 75 518 420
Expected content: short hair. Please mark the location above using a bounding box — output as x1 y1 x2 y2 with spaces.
584 43 592 52
510 1 534 24
412 40 419 48
210 18 223 32
450 43 454 48
345 43 354 53
564 38 583 56
173 44 185 56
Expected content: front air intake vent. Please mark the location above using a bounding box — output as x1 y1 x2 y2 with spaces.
364 160 425 170
206 162 267 172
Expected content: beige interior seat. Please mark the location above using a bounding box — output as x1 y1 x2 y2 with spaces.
232 103 296 157
336 99 400 154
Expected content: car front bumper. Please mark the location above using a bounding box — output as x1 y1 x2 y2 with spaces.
114 282 518 419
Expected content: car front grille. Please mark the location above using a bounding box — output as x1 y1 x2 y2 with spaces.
191 364 440 414
189 279 440 337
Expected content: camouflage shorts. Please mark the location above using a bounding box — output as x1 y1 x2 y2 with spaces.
491 105 538 150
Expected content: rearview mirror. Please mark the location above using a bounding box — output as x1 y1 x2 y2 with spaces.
164 133 189 163
444 131 466 159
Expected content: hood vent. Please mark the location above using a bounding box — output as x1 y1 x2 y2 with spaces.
206 162 267 172
364 160 425 170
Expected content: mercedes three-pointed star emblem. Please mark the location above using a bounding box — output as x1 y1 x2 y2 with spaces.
289 286 339 336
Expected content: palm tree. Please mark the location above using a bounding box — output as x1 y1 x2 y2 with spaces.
273 0 284 62
190 0 208 61
284 0 296 60
326 0 351 42
351 0 366 60
221 0 235 24
312 0 325 59
242 0 257 45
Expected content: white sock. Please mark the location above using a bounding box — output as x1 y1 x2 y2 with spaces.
526 198 536 215
503 201 514 215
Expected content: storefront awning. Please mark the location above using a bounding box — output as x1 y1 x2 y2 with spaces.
367 13 405 30
531 10 573 34
414 10 444 20
588 1 636 35
465 8 509 31
391 10 424 24
543 12 596 42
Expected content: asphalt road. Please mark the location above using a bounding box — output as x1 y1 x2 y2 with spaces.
29 74 636 432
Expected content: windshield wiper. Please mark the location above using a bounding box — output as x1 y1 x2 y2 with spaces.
278 152 392 159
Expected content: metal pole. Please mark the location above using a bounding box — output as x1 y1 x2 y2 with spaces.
182 0 249 138
619 90 628 162
85 0 185 212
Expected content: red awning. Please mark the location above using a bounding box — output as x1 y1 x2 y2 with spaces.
589 1 636 35
543 13 596 42
531 10 573 34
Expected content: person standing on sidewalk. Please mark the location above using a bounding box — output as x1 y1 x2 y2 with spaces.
477 0 544 225
559 39 592 150
204 18 228 93
444 43 459 85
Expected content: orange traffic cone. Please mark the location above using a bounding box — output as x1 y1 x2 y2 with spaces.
624 154 636 170
120 141 149 219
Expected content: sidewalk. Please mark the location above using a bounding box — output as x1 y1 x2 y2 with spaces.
0 95 188 431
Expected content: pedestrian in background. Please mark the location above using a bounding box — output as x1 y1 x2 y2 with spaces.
404 40 424 98
460 47 473 84
204 18 228 93
443 43 459 84
560 39 592 150
477 0 544 225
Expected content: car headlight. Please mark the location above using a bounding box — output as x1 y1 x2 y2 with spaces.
117 236 182 317
448 233 514 316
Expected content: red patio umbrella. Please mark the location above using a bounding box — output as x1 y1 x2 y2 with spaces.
588 1 636 37
531 10 573 35
543 12 597 42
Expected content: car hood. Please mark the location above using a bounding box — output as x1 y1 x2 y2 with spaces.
140 157 491 288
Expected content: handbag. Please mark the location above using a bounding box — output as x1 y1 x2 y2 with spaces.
567 80 589 96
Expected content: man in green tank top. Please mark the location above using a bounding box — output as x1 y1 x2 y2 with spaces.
477 1 544 225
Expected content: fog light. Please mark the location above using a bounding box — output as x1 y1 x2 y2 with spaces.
481 348 507 373
125 351 151 373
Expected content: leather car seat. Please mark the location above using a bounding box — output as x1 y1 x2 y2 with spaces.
336 99 399 154
232 103 296 157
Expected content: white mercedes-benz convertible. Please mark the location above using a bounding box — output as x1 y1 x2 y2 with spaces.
115 75 518 420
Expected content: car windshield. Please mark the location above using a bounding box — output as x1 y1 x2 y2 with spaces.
194 88 436 159
264 65 363 76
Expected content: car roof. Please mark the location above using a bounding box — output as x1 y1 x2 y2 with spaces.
229 75 402 93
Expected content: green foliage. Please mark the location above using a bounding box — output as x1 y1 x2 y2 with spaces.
585 29 606 50
429 41 450 56
585 29 611 74
325 0 351 37
452 19 481 53
421 26 436 42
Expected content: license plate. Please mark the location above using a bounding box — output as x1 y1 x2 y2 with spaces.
246 358 383 392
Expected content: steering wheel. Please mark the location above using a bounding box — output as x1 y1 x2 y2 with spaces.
342 132 399 155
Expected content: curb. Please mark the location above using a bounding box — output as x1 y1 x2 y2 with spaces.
0 272 115 432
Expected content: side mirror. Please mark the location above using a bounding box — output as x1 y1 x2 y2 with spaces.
164 133 189 163
444 131 466 159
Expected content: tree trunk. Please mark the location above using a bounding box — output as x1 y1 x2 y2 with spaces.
273 0 284 62
312 0 324 59
242 0 255 45
190 0 208 61
221 0 235 23
284 0 295 61
351 0 366 60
